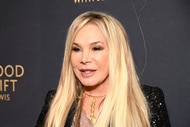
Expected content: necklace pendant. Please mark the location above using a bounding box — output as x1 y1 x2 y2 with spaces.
90 116 96 124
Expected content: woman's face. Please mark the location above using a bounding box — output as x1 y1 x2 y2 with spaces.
71 23 109 90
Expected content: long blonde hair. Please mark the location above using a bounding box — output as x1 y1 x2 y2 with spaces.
45 11 150 127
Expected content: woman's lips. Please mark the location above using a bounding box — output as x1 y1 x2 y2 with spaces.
80 69 96 77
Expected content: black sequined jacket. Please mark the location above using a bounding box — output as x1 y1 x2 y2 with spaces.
35 85 171 127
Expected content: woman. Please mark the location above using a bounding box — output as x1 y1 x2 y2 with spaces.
36 11 170 127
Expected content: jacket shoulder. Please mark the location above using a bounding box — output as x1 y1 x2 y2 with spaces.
141 85 171 127
35 89 56 127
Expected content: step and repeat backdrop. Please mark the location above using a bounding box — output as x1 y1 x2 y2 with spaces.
0 0 189 126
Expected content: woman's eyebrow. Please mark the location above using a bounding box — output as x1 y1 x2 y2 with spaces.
90 41 104 45
73 41 104 46
72 42 80 46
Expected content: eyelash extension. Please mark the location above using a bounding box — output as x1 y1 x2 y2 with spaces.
92 47 104 51
72 47 81 52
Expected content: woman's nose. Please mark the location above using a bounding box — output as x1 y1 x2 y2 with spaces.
80 50 91 64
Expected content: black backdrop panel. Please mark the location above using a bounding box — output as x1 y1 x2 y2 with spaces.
0 1 41 127
0 0 189 126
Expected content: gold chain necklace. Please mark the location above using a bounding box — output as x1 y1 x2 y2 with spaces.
90 97 96 124
84 92 105 124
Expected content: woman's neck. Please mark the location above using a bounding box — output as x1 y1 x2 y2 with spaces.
82 91 106 125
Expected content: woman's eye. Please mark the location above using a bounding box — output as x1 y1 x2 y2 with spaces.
72 47 81 52
92 47 104 51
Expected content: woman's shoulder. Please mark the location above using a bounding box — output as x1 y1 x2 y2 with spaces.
141 84 164 100
35 89 56 127
141 84 171 127
45 89 56 101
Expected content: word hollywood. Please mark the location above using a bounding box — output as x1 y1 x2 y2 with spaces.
0 65 24 101
74 0 104 3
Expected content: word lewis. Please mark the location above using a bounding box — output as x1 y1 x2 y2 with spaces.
0 94 10 101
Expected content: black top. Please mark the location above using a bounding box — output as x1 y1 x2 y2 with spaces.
35 85 171 127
